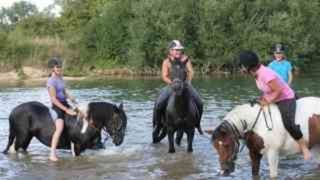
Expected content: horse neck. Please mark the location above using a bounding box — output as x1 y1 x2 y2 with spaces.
225 104 260 137
172 87 189 108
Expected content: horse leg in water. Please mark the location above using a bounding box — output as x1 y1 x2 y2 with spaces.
186 128 195 152
21 134 33 152
267 149 280 178
3 125 16 154
90 135 105 149
14 131 32 153
158 126 167 142
168 128 176 153
245 131 264 176
153 110 167 143
74 143 82 156
175 129 183 146
152 124 162 143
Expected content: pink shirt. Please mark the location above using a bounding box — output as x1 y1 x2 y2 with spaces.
255 65 295 102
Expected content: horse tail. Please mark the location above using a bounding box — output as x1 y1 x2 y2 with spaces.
3 115 16 154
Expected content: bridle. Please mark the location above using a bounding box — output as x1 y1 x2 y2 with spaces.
223 104 274 154
219 121 241 162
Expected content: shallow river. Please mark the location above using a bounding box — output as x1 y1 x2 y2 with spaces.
0 74 320 180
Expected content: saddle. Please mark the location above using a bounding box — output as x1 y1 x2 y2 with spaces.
308 114 320 148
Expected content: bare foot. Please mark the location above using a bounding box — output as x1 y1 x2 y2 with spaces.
49 154 59 162
302 148 312 160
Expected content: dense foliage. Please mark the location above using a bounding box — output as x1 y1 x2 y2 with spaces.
1 0 320 74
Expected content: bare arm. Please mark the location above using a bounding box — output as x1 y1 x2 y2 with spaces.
161 60 172 84
186 60 194 82
288 70 293 85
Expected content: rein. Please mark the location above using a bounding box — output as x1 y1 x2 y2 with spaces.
237 105 273 152
250 105 273 131
225 105 274 153
224 121 241 157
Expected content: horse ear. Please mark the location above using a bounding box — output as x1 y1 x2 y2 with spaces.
119 103 123 110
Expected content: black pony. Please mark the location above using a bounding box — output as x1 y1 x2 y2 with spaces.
154 59 203 153
3 101 127 156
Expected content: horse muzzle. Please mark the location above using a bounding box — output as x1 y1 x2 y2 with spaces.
112 134 124 146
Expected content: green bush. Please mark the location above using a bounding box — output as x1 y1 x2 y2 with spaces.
2 0 320 74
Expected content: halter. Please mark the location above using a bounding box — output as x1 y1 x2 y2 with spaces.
223 121 241 161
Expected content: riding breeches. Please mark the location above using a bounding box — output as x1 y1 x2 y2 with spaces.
276 98 303 140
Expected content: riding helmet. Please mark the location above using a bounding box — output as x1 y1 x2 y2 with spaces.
48 57 63 68
273 43 285 53
238 51 259 71
168 40 184 50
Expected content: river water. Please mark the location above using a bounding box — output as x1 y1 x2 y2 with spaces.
0 74 320 180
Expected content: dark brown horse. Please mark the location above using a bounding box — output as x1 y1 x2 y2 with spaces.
153 59 203 153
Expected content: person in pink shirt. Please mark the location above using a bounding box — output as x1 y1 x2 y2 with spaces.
238 50 311 160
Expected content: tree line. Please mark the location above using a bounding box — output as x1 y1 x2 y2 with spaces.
1 0 319 75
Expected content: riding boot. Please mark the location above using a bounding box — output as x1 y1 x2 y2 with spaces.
152 86 171 140
186 83 203 134
297 138 311 160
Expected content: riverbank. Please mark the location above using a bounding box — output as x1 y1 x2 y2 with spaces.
0 66 86 87
0 66 234 86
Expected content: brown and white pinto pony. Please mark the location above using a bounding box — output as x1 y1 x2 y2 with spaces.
206 97 320 179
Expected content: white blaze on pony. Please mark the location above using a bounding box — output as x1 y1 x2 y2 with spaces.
76 103 89 134
207 97 320 178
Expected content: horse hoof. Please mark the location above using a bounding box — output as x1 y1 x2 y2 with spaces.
2 151 8 154
153 138 160 144
187 149 193 153
252 175 260 180
168 149 175 153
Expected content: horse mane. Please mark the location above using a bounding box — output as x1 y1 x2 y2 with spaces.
87 102 115 126
170 59 187 82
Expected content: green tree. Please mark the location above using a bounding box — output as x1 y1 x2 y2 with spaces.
3 1 38 24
